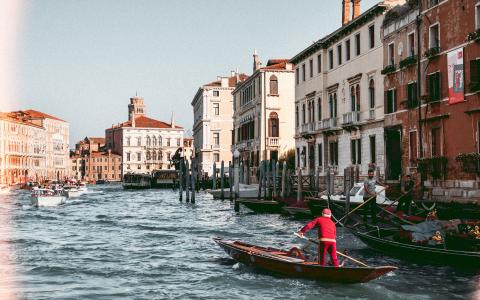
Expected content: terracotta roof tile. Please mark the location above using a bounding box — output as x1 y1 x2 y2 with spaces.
116 115 183 129
23 109 66 122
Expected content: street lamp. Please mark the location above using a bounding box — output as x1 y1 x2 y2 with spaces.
233 149 240 199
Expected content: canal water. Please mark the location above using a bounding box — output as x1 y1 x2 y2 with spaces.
1 185 479 299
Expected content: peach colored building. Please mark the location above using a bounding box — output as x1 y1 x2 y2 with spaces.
191 72 248 176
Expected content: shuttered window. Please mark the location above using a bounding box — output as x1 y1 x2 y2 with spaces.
427 72 441 102
470 59 480 92
407 82 418 108
386 89 397 114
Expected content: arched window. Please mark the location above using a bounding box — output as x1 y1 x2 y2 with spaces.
146 151 151 160
268 112 279 137
136 137 141 146
350 86 356 112
307 102 311 123
159 151 163 161
269 75 278 95
369 79 375 109
126 137 131 146
153 136 157 146
152 150 156 161
158 136 162 147
295 106 299 127
311 100 315 123
146 136 151 146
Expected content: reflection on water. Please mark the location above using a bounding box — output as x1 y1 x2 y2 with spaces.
0 194 19 300
1 185 479 299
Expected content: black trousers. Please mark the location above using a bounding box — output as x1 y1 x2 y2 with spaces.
363 197 377 224
397 196 412 213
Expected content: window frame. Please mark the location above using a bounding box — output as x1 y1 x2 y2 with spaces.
213 102 220 115
317 54 322 73
337 44 342 65
309 59 314 78
346 39 351 61
429 22 440 49
368 24 375 49
388 42 395 66
329 49 334 69
355 33 361 56
407 31 416 57
431 127 442 157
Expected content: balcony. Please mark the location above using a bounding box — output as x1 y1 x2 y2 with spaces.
315 121 323 131
322 118 338 129
266 137 280 147
342 111 360 124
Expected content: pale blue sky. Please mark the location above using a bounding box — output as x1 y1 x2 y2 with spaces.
16 0 378 145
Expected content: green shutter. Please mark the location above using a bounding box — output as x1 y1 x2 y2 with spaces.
470 59 480 92
413 82 418 106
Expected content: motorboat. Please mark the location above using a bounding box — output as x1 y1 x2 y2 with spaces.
31 188 66 207
208 183 265 199
123 173 152 189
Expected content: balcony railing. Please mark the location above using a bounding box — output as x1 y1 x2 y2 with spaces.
300 122 315 133
267 137 280 147
342 111 360 124
316 121 323 131
322 118 338 129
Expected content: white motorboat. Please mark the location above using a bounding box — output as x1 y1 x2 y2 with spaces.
63 185 82 198
208 183 265 199
320 183 394 206
0 185 10 195
31 188 66 207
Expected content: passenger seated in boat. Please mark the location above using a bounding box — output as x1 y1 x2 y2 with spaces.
297 208 339 267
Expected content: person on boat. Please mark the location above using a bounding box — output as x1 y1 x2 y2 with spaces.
363 169 388 225
397 174 414 213
297 208 339 267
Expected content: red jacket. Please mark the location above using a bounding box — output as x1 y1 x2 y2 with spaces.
300 216 337 242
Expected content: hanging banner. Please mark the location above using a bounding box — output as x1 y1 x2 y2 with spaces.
447 48 464 105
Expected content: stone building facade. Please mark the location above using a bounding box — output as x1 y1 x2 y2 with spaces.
0 110 69 185
105 96 184 175
382 0 480 203
291 0 405 189
191 72 247 176
232 52 295 182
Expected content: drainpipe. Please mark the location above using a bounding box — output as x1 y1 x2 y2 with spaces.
416 2 424 190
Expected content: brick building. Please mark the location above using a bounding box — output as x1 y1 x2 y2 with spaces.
382 0 480 202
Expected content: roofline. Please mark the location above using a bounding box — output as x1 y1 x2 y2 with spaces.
290 3 387 64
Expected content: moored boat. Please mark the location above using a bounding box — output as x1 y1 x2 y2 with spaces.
31 188 66 207
351 226 480 268
123 173 152 189
151 170 178 188
214 238 397 283
235 197 294 214
208 184 264 199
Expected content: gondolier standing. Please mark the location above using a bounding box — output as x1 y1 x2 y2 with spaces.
363 169 388 225
297 208 338 267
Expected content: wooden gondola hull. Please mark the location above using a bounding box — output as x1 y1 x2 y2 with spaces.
353 230 480 268
236 199 285 213
214 238 397 283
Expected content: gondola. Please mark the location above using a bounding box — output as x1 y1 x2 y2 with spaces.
214 238 396 283
351 227 480 268
235 196 296 214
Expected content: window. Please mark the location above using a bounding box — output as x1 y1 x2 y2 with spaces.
329 93 338 118
351 139 362 165
302 64 306 82
369 25 375 49
470 59 480 92
137 137 141 146
146 136 151 146
296 148 300 167
407 82 418 108
355 33 361 56
318 143 323 167
296 68 300 85
388 43 395 65
476 3 480 30
213 90 219 97
429 23 440 49
386 89 397 114
146 151 151 160
167 152 171 161
309 59 313 78
337 44 342 65
213 132 220 146
317 98 322 121
177 138 180 146
159 136 162 147
427 72 441 102
329 141 339 166
302 104 306 124
431 127 441 156
126 137 131 146
302 146 307 167
167 138 171 147
369 79 375 109
329 49 334 69
137 152 141 161
369 135 376 164
407 32 415 57
317 54 322 73
295 106 299 127
269 112 279 137
213 153 220 162
409 131 418 162
346 40 351 61
269 75 278 95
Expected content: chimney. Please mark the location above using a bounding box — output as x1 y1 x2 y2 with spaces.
171 111 175 128
342 0 351 25
352 0 361 20
253 49 261 72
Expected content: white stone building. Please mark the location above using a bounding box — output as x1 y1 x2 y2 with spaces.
232 52 295 182
106 96 184 176
191 72 248 176
291 0 405 182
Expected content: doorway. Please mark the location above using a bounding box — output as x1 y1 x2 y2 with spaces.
385 127 402 180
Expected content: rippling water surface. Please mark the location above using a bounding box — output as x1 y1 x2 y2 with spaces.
1 185 479 299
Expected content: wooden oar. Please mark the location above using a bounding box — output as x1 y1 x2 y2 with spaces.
294 233 370 267
335 187 387 225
